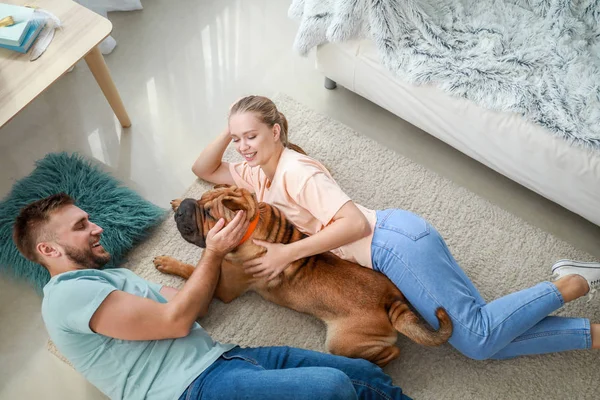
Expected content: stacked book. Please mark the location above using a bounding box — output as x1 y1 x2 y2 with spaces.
0 3 45 53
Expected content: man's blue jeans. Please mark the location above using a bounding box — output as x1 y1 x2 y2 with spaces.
179 346 410 400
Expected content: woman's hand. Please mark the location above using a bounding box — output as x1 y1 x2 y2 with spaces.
243 240 296 281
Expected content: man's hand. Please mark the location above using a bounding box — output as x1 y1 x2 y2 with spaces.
205 211 249 256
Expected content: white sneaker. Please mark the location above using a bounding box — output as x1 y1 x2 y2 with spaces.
551 259 600 302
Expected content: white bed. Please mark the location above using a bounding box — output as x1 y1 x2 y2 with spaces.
316 40 600 227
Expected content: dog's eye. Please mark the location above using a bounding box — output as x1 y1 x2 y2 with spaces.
202 206 216 221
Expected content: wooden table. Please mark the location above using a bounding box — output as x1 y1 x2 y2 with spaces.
0 0 131 128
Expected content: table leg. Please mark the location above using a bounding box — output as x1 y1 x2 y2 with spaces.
84 45 131 128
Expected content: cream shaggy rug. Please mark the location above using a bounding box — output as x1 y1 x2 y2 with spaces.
50 94 599 399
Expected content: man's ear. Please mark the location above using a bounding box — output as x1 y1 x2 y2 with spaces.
36 242 61 259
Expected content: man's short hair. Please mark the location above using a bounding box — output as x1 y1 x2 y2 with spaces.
13 193 75 264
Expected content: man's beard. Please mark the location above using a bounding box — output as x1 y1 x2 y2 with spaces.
62 243 111 270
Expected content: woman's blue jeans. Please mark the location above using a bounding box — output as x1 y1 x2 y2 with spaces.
371 209 591 360
179 346 410 400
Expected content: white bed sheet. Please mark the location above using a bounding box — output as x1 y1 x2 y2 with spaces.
316 40 600 227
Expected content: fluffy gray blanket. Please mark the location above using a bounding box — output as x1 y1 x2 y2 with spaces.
290 0 600 149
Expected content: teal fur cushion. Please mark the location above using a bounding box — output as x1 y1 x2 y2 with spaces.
0 153 167 294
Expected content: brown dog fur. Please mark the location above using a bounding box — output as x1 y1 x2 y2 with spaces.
154 186 452 367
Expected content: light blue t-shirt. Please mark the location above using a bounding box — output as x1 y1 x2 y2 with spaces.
42 268 235 400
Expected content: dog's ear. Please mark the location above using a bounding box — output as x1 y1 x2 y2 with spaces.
221 197 245 212
213 184 232 190
221 191 258 219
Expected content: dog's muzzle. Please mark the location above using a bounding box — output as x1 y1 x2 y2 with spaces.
174 198 206 248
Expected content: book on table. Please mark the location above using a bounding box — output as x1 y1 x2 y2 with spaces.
0 3 45 54
0 18 44 53
0 3 35 46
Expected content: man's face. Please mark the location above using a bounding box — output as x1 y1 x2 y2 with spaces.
44 205 111 269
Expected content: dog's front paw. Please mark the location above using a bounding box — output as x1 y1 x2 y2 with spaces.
153 255 180 275
170 199 183 212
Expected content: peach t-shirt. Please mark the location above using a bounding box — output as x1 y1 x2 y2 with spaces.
229 148 377 268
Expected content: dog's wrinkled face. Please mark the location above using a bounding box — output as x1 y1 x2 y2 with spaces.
174 186 258 248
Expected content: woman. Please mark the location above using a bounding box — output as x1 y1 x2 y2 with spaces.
192 95 600 360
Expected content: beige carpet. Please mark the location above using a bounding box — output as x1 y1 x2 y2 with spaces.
50 94 599 399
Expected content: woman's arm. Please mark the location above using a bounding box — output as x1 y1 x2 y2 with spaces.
288 201 370 260
191 128 235 185
245 201 371 280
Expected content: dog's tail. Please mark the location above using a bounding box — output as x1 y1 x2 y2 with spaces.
388 301 452 346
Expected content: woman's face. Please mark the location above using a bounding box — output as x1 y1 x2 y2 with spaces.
229 112 281 167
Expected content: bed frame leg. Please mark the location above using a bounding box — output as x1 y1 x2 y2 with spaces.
324 77 337 90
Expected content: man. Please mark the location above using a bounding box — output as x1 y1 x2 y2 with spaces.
13 193 409 400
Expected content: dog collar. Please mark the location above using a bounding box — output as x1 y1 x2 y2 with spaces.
238 210 260 246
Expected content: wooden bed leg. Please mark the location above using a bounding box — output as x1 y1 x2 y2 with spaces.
324 77 337 90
